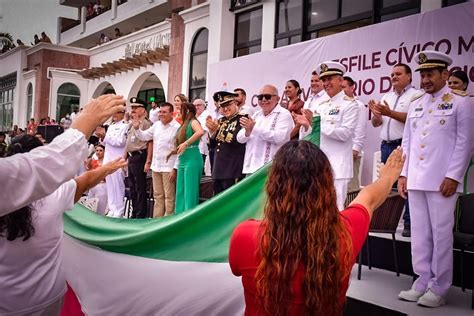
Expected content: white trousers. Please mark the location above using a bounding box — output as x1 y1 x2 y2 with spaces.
105 169 125 217
409 190 457 296
335 179 350 211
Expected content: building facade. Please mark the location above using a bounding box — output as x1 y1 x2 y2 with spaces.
0 0 469 131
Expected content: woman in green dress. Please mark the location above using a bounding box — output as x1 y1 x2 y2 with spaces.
174 102 204 213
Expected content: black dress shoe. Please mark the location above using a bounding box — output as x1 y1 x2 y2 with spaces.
402 224 411 237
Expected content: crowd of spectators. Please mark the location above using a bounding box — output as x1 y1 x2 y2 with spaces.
0 31 52 54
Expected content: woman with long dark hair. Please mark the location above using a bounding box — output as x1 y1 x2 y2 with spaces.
229 140 404 315
173 93 188 124
0 135 126 315
174 102 204 213
285 79 305 139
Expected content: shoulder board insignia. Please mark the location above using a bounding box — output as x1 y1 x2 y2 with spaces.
451 89 468 97
410 92 425 102
343 95 354 101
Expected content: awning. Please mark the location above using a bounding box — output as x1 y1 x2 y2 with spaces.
80 46 169 79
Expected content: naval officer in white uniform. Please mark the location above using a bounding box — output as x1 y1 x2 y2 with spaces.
300 62 358 210
398 50 472 307
103 110 129 217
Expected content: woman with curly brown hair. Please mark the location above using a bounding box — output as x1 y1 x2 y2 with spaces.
229 140 404 315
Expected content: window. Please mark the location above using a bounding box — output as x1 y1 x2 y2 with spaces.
230 0 261 10
275 0 420 48
275 0 303 48
189 28 209 101
442 0 466 7
378 0 420 22
57 83 80 122
234 7 263 57
137 88 165 106
0 73 16 132
26 83 33 121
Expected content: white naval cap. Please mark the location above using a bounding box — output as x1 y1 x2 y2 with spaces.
316 61 346 78
414 50 452 71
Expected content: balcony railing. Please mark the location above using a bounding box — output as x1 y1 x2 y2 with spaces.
230 0 261 11
85 5 111 22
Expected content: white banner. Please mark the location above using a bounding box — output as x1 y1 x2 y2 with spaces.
208 3 474 186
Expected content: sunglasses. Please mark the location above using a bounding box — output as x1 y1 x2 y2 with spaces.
256 94 277 101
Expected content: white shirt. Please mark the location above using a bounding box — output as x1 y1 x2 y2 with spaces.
353 98 367 154
303 89 330 114
237 104 294 174
149 107 159 123
379 86 421 141
197 110 211 156
135 120 181 172
0 180 77 315
0 128 87 216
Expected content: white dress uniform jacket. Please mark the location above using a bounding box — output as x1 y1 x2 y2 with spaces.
103 120 129 216
401 84 472 192
319 90 359 180
237 104 294 174
0 128 88 215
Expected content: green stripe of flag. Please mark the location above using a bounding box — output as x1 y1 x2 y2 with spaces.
63 117 320 262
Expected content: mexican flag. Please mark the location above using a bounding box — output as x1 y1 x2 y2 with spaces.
62 119 320 314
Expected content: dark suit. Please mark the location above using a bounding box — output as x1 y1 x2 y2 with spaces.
210 113 246 194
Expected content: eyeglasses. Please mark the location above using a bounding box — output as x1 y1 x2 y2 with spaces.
257 94 277 101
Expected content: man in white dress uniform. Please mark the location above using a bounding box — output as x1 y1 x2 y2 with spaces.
103 110 129 217
398 51 472 307
312 61 358 210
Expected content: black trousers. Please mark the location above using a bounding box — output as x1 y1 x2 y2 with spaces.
201 154 207 175
128 152 148 218
213 177 244 195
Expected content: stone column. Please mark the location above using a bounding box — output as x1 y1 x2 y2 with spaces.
167 0 191 100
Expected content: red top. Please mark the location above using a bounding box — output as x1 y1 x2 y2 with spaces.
287 98 304 115
228 204 370 315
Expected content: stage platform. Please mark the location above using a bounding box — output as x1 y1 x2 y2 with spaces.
344 218 473 315
346 266 473 315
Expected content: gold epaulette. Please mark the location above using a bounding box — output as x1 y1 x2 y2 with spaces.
452 89 468 97
410 92 425 102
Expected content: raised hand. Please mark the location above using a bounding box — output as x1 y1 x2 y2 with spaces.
239 117 255 136
382 147 405 184
71 95 126 138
